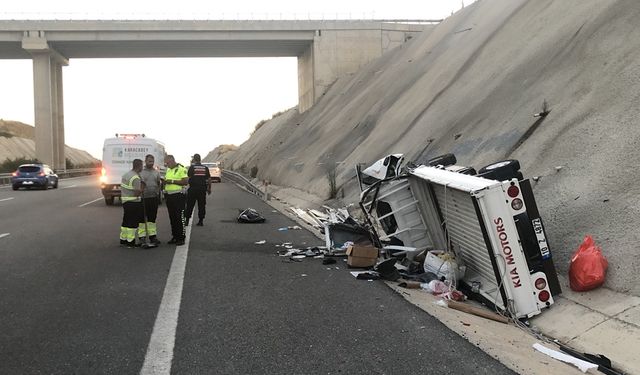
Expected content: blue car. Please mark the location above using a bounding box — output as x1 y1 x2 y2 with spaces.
11 164 59 190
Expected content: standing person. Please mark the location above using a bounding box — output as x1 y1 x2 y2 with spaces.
163 155 189 245
185 153 211 226
139 154 162 245
120 159 145 248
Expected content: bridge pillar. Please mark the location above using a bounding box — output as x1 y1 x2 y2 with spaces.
22 31 68 170
298 27 424 113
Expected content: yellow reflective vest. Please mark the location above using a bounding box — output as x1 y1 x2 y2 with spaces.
121 170 141 203
164 164 188 194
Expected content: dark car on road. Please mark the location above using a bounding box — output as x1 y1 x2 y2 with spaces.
11 164 59 190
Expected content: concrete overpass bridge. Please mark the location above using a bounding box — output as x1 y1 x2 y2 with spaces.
0 20 436 169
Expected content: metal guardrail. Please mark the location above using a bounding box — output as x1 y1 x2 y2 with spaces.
0 167 99 186
221 169 266 200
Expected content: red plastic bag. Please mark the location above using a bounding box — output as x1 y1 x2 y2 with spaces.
569 235 608 292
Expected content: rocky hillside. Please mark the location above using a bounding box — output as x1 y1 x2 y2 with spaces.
212 0 640 295
0 120 99 167
203 144 238 164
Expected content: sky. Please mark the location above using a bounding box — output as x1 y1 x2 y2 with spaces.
0 0 475 164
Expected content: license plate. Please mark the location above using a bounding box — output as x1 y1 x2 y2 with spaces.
23 181 34 185
532 218 550 259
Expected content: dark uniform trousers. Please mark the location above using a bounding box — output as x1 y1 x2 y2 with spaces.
186 188 207 221
122 202 144 232
165 192 186 240
143 196 159 223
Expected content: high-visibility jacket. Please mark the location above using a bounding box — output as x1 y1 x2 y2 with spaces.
164 164 188 194
121 170 141 203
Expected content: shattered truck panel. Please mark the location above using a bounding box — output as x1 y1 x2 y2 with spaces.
412 165 558 318
362 178 434 251
363 164 560 319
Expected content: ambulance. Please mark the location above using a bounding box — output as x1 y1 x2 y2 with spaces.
100 134 166 205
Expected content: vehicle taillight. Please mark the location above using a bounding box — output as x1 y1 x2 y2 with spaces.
507 185 520 198
511 198 523 210
12 171 18 177
535 278 547 290
538 290 550 302
38 172 45 177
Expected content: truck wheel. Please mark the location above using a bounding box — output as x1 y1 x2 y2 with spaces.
105 196 115 205
427 153 457 167
478 159 521 181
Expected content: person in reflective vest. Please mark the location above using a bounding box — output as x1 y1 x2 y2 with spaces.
120 159 145 248
163 155 189 246
139 154 162 245
185 153 211 227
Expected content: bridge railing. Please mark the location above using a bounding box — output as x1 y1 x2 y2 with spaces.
221 170 266 200
0 168 99 186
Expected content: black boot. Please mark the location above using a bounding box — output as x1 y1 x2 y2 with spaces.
197 219 203 226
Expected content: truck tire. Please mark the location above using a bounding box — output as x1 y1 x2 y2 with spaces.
105 196 115 205
427 153 457 167
477 160 521 181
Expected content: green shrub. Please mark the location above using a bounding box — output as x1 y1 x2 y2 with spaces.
250 165 259 178
0 157 39 173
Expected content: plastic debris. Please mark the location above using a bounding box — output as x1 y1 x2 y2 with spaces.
420 280 449 294
533 343 598 373
237 208 266 223
254 240 266 244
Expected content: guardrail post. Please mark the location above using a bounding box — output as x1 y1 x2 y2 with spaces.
263 179 271 201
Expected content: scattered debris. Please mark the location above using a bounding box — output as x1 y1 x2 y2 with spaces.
278 225 302 231
254 240 266 244
289 207 323 227
558 346 623 375
346 245 379 268
533 343 598 373
398 280 421 289
533 100 550 118
237 208 266 223
374 258 400 281
350 271 379 280
569 235 608 292
356 272 381 280
446 300 510 324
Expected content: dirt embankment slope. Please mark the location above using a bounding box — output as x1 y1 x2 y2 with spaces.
0 120 98 166
214 0 640 295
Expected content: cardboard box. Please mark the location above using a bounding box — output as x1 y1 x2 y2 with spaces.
346 245 379 268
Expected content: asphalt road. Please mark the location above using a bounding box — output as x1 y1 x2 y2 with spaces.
0 176 516 374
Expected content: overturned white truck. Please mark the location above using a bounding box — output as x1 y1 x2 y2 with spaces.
358 155 561 319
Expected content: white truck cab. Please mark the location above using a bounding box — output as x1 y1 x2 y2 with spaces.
100 134 166 205
359 156 561 319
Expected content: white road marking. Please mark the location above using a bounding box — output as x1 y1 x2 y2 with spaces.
78 197 103 207
0 233 9 239
140 224 192 375
62 184 77 189
0 197 14 202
